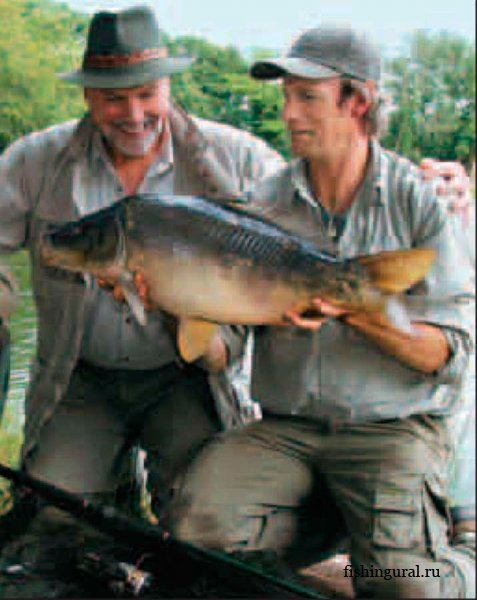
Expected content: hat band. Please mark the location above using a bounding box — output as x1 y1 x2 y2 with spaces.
84 48 163 68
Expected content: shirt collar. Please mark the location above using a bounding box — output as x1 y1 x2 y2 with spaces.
361 138 386 207
290 158 318 208
290 138 386 210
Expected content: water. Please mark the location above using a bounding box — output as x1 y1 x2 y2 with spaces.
0 251 36 441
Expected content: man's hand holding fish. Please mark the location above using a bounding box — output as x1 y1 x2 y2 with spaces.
164 24 475 600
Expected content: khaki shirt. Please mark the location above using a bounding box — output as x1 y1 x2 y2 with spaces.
77 130 178 369
0 114 284 454
251 141 475 424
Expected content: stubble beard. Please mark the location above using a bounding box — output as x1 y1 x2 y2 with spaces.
103 117 165 158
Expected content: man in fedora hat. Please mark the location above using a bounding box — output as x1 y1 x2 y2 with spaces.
0 5 282 593
167 25 475 598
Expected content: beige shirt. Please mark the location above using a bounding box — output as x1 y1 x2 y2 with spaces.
0 113 284 453
251 142 475 424
78 130 178 369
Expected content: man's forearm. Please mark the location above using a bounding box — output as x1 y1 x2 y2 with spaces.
343 314 451 374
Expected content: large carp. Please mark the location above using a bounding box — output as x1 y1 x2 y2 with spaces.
41 194 435 361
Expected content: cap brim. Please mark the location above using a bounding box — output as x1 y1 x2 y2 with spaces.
57 56 194 88
250 57 339 80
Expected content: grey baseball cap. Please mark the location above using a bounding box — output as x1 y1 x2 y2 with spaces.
250 25 381 82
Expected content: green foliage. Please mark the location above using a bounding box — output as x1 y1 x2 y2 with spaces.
0 0 289 156
0 0 474 165
0 0 87 151
382 31 475 165
169 36 289 157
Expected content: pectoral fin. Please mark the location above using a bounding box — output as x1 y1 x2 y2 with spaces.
178 318 218 362
357 248 436 294
119 272 147 326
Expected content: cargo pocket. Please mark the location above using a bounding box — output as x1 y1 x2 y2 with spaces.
422 473 451 559
372 483 422 549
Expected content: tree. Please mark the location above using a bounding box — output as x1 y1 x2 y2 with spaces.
382 31 475 166
169 36 288 157
0 0 87 151
1 0 473 165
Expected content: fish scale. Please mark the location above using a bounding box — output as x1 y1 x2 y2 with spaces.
129 196 334 274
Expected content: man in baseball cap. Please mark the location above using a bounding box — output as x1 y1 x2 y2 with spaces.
250 25 381 82
169 25 475 599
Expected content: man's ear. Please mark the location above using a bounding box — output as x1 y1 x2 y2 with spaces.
351 80 375 118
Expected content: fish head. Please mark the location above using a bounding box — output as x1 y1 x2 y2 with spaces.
41 204 125 277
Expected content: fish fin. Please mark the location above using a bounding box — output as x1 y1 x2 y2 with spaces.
178 318 218 363
119 272 147 326
356 248 436 294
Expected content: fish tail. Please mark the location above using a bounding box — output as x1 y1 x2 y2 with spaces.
355 248 436 295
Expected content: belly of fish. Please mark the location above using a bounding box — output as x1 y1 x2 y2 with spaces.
133 249 303 324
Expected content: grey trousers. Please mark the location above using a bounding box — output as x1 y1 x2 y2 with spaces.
169 414 475 598
448 353 476 522
25 360 220 508
1 361 222 597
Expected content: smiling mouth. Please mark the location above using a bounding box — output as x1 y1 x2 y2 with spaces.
118 126 149 136
115 120 156 136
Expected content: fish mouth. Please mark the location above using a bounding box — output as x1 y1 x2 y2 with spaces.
40 205 124 271
40 239 85 271
40 241 57 265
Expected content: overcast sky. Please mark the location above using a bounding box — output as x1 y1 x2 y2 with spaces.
62 0 475 57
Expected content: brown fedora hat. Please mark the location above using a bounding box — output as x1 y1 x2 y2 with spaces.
58 5 194 88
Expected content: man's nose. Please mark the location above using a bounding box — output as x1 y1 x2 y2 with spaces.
282 97 300 123
124 99 144 122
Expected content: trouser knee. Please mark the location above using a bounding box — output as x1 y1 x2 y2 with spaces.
169 503 235 551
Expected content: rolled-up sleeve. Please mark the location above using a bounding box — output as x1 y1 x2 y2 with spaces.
407 184 475 384
435 326 474 383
